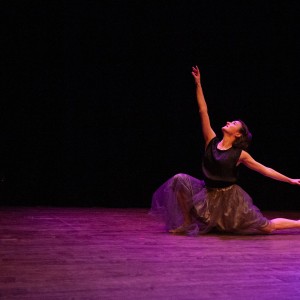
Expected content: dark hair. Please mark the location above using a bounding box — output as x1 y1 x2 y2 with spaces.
232 119 252 151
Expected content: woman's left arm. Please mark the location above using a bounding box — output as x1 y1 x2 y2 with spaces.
239 150 300 185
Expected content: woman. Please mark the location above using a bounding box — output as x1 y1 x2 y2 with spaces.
150 66 300 235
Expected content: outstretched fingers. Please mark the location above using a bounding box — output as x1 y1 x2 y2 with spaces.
290 179 300 186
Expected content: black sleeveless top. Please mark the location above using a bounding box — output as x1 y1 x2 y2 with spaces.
202 137 242 188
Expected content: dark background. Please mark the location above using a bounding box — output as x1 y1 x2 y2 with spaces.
2 1 300 210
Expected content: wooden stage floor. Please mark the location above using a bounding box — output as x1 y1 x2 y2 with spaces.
1 207 300 300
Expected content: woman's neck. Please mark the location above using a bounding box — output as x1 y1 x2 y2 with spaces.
218 136 234 150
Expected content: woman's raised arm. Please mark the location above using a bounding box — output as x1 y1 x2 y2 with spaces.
191 66 216 147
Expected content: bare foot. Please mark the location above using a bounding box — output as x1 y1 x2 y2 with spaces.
169 224 191 234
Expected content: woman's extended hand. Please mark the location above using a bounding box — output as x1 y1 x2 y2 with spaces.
191 65 201 85
289 179 300 186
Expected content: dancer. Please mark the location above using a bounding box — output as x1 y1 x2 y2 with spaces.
150 66 300 235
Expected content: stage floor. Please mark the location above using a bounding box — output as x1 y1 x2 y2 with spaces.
1 207 300 299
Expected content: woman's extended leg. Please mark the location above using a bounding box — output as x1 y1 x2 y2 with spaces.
260 218 300 233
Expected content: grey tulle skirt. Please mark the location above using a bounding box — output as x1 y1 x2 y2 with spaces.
150 173 270 235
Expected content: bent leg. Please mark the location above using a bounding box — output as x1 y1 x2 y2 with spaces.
168 174 196 233
151 173 204 234
176 190 192 225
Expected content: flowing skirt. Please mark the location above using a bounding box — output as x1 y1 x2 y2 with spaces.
150 173 270 235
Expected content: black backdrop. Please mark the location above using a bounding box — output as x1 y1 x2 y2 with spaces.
2 1 300 209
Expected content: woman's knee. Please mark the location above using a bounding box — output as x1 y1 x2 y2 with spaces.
172 173 187 187
173 173 188 181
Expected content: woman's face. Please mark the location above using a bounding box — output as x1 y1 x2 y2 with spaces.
222 120 242 137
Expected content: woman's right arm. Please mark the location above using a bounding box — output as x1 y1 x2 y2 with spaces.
191 66 216 147
239 150 300 185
